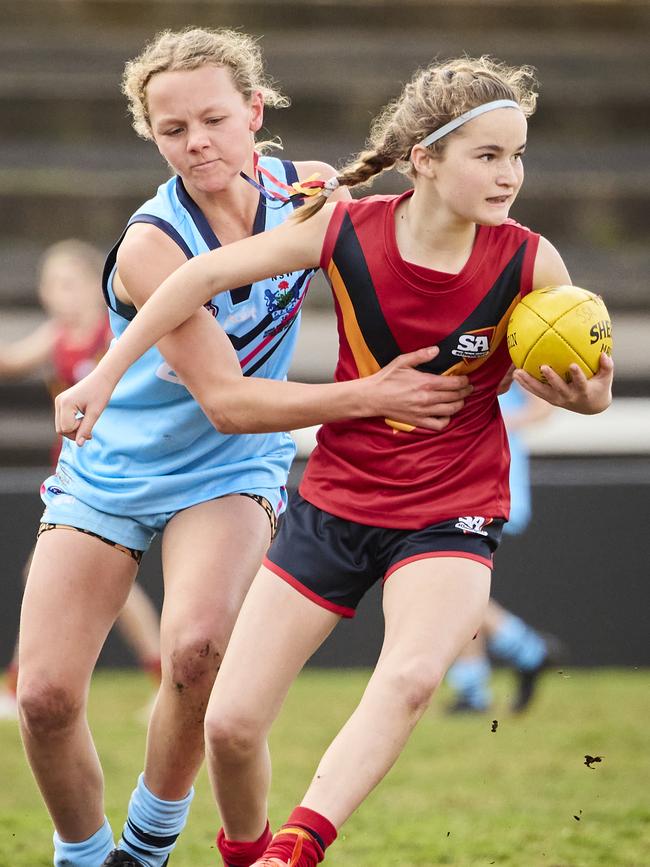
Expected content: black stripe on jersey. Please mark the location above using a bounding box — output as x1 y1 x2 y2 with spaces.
175 177 220 250
243 311 301 377
102 229 132 318
102 216 193 322
227 268 313 351
416 240 528 375
332 219 527 376
128 214 194 259
332 211 402 366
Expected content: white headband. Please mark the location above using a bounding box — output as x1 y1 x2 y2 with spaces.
418 99 521 149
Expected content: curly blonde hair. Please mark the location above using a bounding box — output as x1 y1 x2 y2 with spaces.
296 56 538 221
122 27 290 140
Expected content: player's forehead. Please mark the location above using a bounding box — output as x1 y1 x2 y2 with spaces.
454 107 527 149
147 65 244 122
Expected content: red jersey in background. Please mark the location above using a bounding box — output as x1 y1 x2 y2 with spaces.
48 316 112 463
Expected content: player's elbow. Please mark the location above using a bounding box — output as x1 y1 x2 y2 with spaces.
206 404 243 434
205 393 258 434
196 378 247 433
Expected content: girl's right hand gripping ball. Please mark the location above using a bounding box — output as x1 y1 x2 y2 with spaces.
506 285 613 382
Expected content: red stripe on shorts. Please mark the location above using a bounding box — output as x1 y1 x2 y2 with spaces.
263 556 356 618
383 550 493 583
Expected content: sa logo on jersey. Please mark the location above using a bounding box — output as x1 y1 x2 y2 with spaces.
451 327 495 360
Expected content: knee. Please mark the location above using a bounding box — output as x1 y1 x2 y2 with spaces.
166 634 223 696
18 679 83 739
204 706 264 763
384 658 444 717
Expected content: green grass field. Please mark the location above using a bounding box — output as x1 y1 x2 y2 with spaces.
1 669 648 866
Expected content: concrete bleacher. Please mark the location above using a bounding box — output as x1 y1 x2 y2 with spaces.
0 0 648 465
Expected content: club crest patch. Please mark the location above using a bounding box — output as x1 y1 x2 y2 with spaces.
264 279 299 320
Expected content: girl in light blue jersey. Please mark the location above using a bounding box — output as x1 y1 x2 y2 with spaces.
16 27 471 867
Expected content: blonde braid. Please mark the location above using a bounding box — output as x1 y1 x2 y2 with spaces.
293 142 402 223
294 55 538 223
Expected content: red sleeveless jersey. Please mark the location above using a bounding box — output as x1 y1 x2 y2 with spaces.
49 316 112 399
299 191 540 529
48 316 112 465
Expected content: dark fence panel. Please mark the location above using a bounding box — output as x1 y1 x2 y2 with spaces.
1 461 648 668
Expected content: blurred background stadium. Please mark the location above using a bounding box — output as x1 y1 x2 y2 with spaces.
1 0 648 670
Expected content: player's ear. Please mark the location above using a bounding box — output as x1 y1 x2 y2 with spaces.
249 90 264 133
410 144 437 179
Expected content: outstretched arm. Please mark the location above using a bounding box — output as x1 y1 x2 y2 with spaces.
195 344 471 435
56 207 472 443
113 204 332 384
55 206 330 441
513 237 613 414
0 321 56 378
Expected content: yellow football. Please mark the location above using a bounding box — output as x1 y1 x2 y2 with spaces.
506 285 612 382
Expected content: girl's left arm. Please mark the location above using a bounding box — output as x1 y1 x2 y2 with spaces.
53 207 329 440
512 236 613 415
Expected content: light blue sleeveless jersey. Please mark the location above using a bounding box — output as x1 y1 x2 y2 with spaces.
56 157 315 516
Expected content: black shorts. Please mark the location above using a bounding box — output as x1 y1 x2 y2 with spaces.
264 492 504 618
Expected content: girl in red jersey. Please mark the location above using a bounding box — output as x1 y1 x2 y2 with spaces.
0 240 161 720
56 58 613 866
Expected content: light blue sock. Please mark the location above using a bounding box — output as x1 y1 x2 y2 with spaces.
53 816 114 867
488 613 546 671
119 773 194 867
446 657 492 709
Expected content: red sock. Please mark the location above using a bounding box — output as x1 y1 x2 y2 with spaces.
216 820 272 867
5 663 18 697
262 807 337 866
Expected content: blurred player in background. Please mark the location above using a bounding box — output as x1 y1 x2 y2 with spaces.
0 239 161 721
15 29 462 867
446 382 562 714
56 57 613 867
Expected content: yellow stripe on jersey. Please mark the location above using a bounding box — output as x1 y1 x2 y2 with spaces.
328 260 415 433
328 260 380 377
441 293 522 377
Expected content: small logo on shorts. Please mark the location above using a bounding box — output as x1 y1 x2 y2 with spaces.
455 516 490 536
42 482 75 506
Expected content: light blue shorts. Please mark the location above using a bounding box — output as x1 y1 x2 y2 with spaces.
39 474 283 553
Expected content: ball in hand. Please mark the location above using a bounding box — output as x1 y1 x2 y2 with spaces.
507 285 612 382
